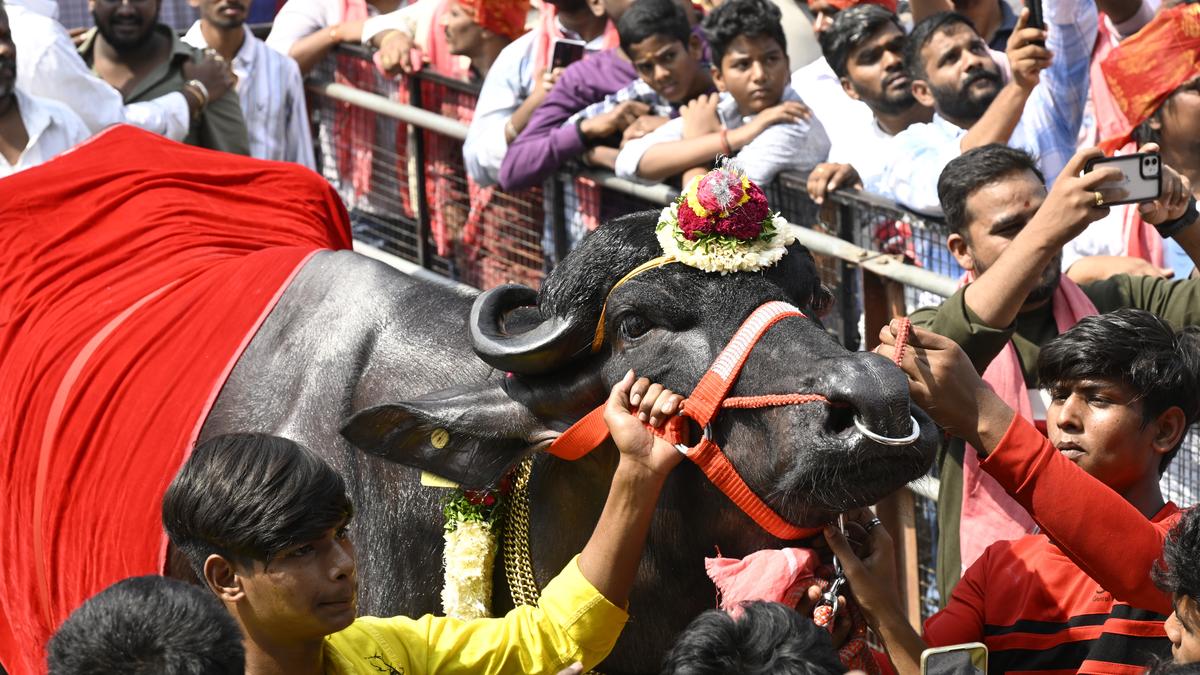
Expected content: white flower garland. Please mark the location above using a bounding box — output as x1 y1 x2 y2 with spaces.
655 202 802 275
441 519 497 620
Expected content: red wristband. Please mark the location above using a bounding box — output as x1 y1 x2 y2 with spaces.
719 128 732 156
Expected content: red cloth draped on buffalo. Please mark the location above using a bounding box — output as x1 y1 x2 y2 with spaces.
0 125 352 675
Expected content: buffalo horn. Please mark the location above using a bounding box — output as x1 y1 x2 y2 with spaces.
470 284 591 375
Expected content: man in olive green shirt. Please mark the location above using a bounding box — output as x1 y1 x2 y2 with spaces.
911 143 1200 599
79 0 247 155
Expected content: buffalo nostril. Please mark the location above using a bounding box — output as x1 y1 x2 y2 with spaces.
824 403 855 435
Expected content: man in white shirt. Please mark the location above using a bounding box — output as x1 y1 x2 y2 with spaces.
265 0 399 75
0 5 90 177
184 0 316 168
806 5 932 202
5 0 231 140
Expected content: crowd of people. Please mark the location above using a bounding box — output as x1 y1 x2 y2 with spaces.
4 0 1200 672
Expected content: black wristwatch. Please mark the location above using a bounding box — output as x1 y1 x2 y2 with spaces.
1155 196 1199 240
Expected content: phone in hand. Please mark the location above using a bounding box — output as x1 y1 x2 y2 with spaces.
1084 152 1163 206
550 38 587 70
921 642 988 675
1024 0 1045 44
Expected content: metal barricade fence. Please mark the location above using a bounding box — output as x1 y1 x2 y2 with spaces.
307 44 1200 623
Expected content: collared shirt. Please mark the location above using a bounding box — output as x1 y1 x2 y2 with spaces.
265 0 381 57
614 85 832 186
6 0 189 139
866 0 1097 216
323 557 628 674
463 23 611 186
184 23 316 168
79 25 250 155
0 89 91 177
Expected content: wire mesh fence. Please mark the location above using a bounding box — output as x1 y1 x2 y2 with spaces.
308 44 1200 622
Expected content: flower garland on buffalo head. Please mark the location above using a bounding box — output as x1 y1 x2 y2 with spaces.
591 164 802 352
656 164 800 274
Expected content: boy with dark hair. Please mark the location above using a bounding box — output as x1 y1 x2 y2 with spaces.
163 372 685 675
47 575 244 675
1157 507 1200 664
501 0 712 184
659 601 843 675
826 310 1200 674
615 0 830 185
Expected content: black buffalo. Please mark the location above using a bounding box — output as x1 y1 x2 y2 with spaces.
196 210 939 673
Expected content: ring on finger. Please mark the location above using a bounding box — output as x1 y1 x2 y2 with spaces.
865 517 883 532
1094 191 1105 207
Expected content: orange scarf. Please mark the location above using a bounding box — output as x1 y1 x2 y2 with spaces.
1099 4 1200 154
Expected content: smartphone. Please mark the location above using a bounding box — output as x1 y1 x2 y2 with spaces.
550 38 587 70
1024 0 1045 31
1084 152 1163 206
921 642 988 675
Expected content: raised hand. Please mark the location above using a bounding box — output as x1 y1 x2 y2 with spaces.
602 371 685 480
1006 8 1051 90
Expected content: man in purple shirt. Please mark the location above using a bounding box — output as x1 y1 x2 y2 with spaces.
498 0 703 191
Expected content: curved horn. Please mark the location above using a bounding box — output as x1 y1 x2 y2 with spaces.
470 284 592 375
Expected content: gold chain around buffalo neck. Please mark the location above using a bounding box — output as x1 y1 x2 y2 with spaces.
501 455 602 675
502 456 540 607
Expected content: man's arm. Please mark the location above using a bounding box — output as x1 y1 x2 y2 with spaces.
350 373 684 674
196 87 251 156
876 325 1175 614
1013 0 1098 183
960 147 1119 329
733 114 830 186
629 96 811 183
499 74 645 191
22 22 192 139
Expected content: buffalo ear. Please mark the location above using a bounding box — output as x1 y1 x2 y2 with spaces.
341 381 546 490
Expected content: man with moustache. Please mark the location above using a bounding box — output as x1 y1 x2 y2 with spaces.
869 4 1097 217
805 5 932 203
0 2 89 176
911 143 1200 599
183 0 314 167
80 0 248 154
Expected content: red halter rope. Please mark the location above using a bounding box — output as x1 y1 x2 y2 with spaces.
549 301 831 540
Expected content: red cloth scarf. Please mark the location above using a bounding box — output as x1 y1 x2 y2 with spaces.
957 274 1098 571
456 0 529 41
0 126 351 675
1098 3 1200 154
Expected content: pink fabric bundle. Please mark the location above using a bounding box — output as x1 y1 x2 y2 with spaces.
706 548 881 674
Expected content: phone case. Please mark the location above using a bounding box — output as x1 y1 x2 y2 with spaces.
1083 153 1162 206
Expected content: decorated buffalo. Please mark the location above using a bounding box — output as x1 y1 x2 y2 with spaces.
0 128 937 675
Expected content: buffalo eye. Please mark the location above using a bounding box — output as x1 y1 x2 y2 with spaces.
811 286 834 319
619 314 651 340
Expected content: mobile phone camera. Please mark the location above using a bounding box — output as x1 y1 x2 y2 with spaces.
1142 155 1160 178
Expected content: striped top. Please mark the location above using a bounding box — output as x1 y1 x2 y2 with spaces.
183 24 316 170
